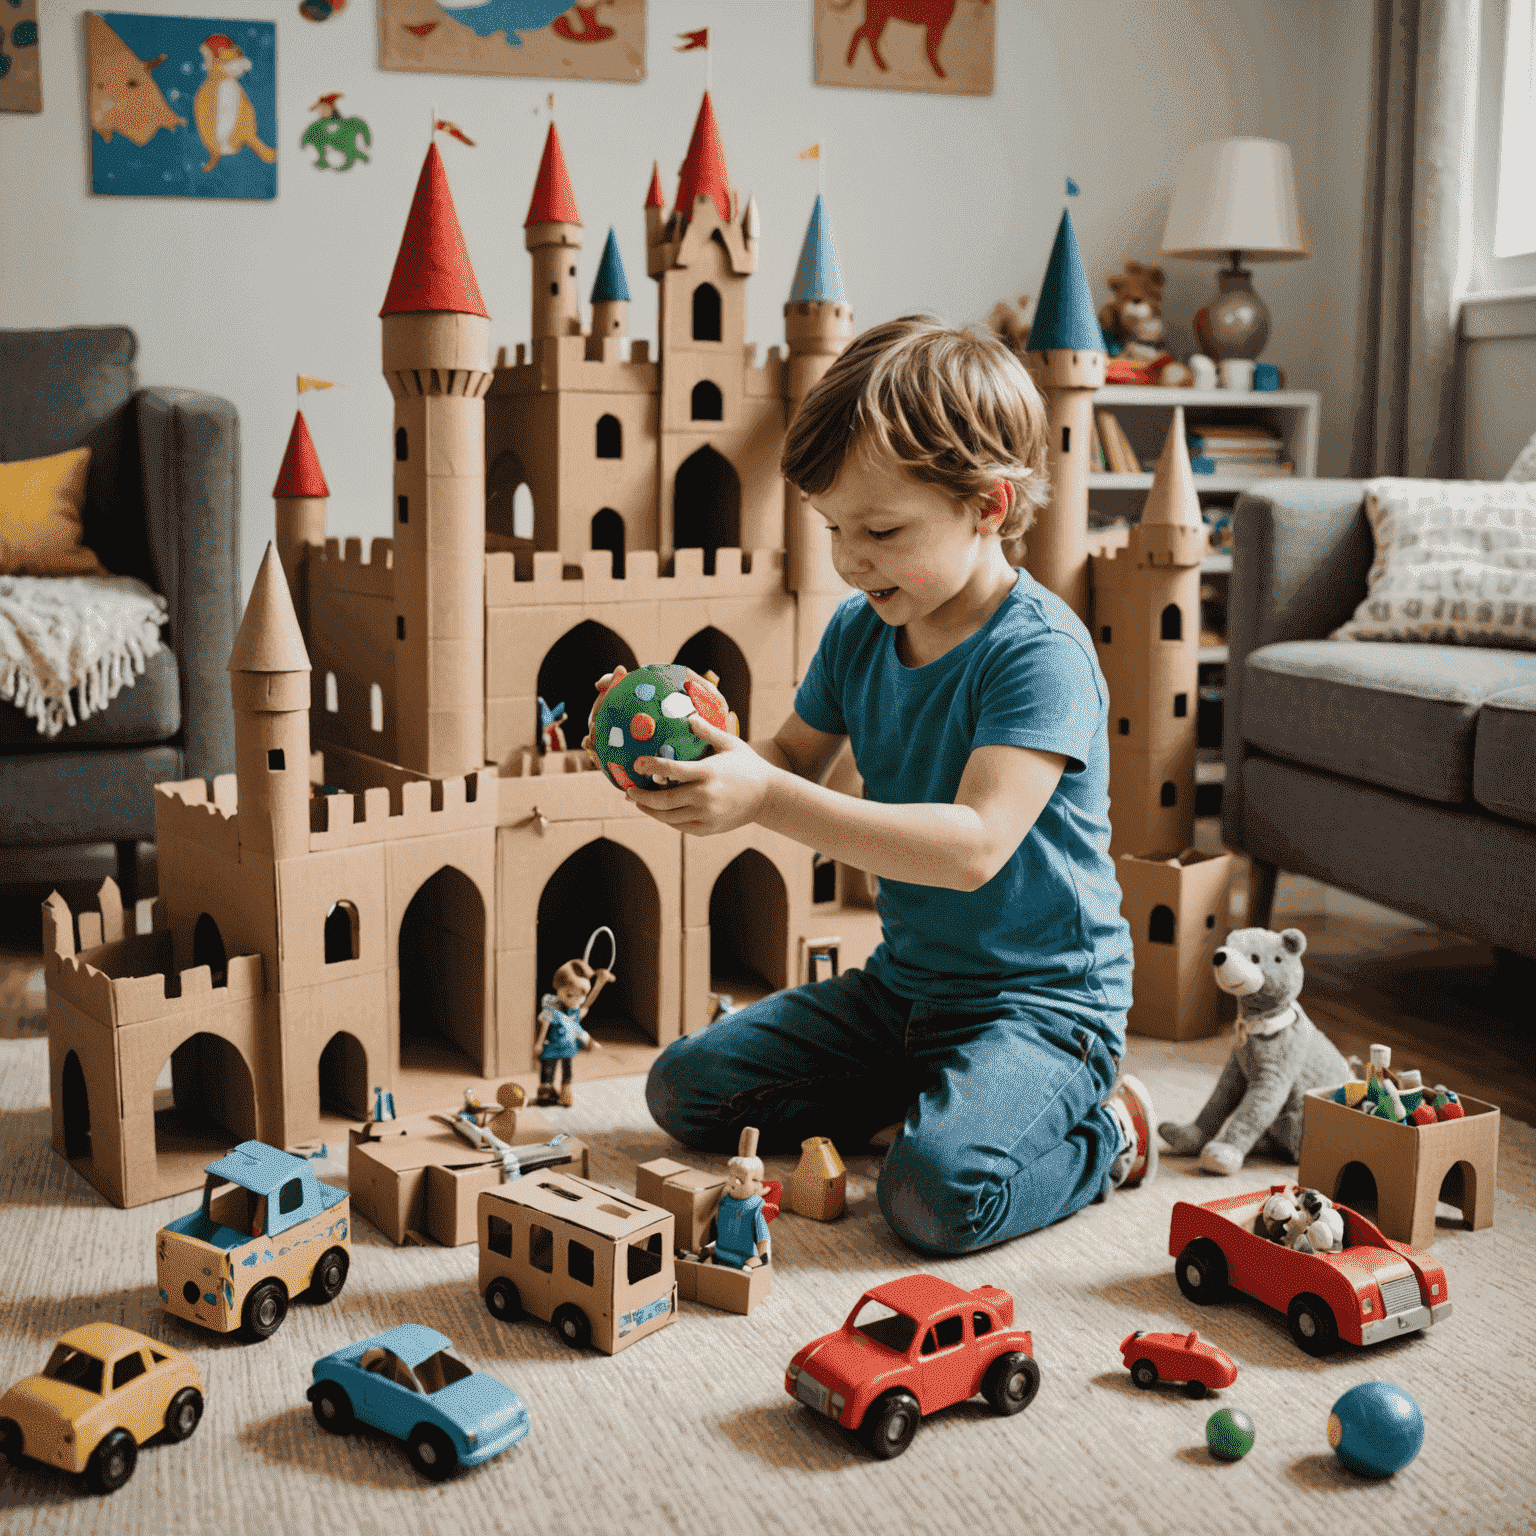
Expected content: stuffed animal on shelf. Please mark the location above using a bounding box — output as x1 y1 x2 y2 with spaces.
1158 926 1352 1174
987 294 1032 360
1098 260 1193 387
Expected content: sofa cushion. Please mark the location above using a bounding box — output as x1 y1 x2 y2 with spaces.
1474 685 1536 827
0 744 182 845
1242 640 1536 802
0 644 180 749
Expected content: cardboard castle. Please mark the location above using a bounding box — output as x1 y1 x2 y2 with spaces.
1023 209 1231 1041
44 101 879 1210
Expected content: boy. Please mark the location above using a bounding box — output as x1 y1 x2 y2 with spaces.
623 316 1153 1255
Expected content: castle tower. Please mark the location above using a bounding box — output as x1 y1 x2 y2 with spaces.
525 123 583 342
380 142 491 779
644 161 666 267
1090 409 1204 857
229 543 313 861
586 227 630 361
271 409 329 638
784 194 855 676
1026 209 1107 621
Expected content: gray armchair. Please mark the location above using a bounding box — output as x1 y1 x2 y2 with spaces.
1221 479 1536 962
0 326 240 902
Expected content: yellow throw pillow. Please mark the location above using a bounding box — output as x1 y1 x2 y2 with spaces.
0 446 107 576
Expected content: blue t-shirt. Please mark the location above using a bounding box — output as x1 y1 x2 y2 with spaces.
794 572 1132 1029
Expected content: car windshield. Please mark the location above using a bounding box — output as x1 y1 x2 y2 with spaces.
414 1350 474 1394
850 1299 919 1354
203 1176 265 1238
42 1345 104 1395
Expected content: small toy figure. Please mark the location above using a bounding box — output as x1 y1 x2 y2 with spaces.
534 955 610 1107
712 1126 771 1269
537 695 568 754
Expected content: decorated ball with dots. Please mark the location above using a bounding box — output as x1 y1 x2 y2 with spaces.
590 664 738 792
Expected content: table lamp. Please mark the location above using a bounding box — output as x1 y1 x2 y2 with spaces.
1162 137 1308 361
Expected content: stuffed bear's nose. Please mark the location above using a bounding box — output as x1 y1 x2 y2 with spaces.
1213 949 1227 966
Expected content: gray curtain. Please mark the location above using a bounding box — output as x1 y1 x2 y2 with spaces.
1351 0 1482 478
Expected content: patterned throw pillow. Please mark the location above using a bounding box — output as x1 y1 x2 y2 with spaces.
0 446 106 576
1508 430 1536 483
1331 478 1536 650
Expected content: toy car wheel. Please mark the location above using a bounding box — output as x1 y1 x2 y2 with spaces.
308 1247 349 1304
1183 1379 1209 1400
1175 1239 1230 1306
84 1428 137 1494
242 1279 289 1341
485 1277 522 1324
982 1351 1041 1416
310 1382 354 1435
406 1423 458 1482
1130 1359 1159 1390
1287 1293 1340 1357
859 1390 922 1460
0 1417 22 1466
552 1303 592 1351
163 1387 204 1442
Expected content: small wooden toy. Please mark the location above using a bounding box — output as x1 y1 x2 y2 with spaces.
309 1324 529 1481
588 662 737 791
534 928 613 1106
712 1126 770 1269
788 1135 847 1221
1169 1183 1451 1357
785 1274 1039 1460
1205 1407 1256 1461
1327 1382 1424 1478
537 695 568 753
0 1324 203 1494
156 1140 350 1341
1119 1329 1236 1398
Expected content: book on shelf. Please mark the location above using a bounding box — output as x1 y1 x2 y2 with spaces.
1090 417 1107 472
1095 409 1139 473
1190 457 1294 477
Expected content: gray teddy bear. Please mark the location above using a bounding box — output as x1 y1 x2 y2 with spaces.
1158 926 1351 1174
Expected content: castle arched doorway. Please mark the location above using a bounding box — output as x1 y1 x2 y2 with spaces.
62 1049 91 1161
708 849 787 1010
193 913 227 988
488 449 533 543
673 446 740 575
591 507 626 578
537 838 660 1046
398 866 486 1076
673 625 751 740
319 1031 369 1121
153 1032 258 1188
537 620 638 761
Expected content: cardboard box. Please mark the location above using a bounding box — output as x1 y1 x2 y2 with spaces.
1297 1088 1499 1249
349 1108 586 1245
676 1254 772 1315
637 1156 727 1255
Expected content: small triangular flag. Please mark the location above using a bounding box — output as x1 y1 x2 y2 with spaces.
676 27 708 50
1065 177 1080 196
798 143 820 160
297 375 336 393
435 119 475 146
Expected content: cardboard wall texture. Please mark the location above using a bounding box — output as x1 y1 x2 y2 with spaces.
43 106 884 1210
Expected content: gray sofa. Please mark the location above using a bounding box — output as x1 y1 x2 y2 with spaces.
1222 479 1536 962
0 326 240 902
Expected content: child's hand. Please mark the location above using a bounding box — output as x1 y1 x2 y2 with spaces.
626 715 772 834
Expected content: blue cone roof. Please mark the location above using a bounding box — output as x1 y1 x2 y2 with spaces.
1028 209 1103 353
590 228 631 303
790 195 846 304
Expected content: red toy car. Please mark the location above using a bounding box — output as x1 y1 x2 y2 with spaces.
784 1274 1040 1459
1119 1329 1237 1397
1168 1184 1452 1357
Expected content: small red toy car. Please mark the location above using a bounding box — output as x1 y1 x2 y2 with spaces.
1168 1184 1452 1357
784 1274 1040 1459
1119 1329 1236 1397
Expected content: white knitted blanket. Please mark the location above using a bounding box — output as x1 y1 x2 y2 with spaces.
0 573 167 737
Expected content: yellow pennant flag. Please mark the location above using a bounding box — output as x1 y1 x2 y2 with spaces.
297 375 336 394
798 143 820 160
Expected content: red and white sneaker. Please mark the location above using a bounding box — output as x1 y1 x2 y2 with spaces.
1106 1074 1158 1190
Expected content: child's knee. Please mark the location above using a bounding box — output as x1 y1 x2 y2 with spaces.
876 1135 983 1256
644 1037 710 1147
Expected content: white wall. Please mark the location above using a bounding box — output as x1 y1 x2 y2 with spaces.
0 0 1372 596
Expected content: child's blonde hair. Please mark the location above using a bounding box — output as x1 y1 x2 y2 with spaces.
781 315 1052 545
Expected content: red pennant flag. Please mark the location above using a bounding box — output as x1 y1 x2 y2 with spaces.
675 27 708 51
435 119 476 147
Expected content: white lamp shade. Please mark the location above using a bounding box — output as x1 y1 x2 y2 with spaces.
1162 137 1308 261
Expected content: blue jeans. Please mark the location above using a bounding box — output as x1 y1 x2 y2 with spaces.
645 968 1123 1255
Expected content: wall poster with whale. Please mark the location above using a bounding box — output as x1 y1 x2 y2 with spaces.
86 13 276 199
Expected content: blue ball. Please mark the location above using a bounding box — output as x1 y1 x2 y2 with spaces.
1327 1382 1424 1478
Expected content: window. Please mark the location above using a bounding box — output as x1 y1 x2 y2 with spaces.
1100 626 1112 644
325 901 359 963
973 1311 993 1337
1148 904 1175 944
691 380 723 421
1061 425 1071 453
530 1223 554 1273
568 1239 595 1286
370 682 384 733
267 748 286 771
930 1314 964 1351
512 483 534 541
395 427 407 461
627 1231 663 1285
596 414 623 459
397 495 408 525
112 1352 147 1390
279 1177 303 1215
396 616 405 641
1160 781 1177 807
43 1346 103 1396
852 1300 918 1354
1118 718 1129 736
325 671 338 713
692 283 722 341
1173 692 1188 717
487 1215 513 1257
1475 0 1536 290
1161 604 1183 641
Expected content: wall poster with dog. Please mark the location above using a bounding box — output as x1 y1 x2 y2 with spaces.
86 13 276 199
814 0 993 96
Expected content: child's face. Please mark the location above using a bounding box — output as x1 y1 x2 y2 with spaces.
813 449 1005 632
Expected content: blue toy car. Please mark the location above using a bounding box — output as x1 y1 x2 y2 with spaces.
307 1324 529 1480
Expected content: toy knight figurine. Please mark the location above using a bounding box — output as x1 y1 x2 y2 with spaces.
533 959 610 1106
712 1126 770 1270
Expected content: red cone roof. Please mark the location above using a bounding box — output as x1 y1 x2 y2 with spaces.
525 123 581 227
380 143 488 319
644 160 665 209
675 92 731 226
272 410 329 499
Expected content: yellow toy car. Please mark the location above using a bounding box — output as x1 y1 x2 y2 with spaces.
0 1323 203 1494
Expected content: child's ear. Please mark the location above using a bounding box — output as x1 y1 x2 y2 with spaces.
980 482 1009 530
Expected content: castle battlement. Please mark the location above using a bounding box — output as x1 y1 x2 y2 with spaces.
744 345 786 398
485 545 786 607
307 766 496 851
310 536 396 597
155 778 242 861
490 336 658 398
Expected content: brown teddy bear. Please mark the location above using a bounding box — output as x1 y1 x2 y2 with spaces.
988 294 1032 360
1099 261 1192 386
